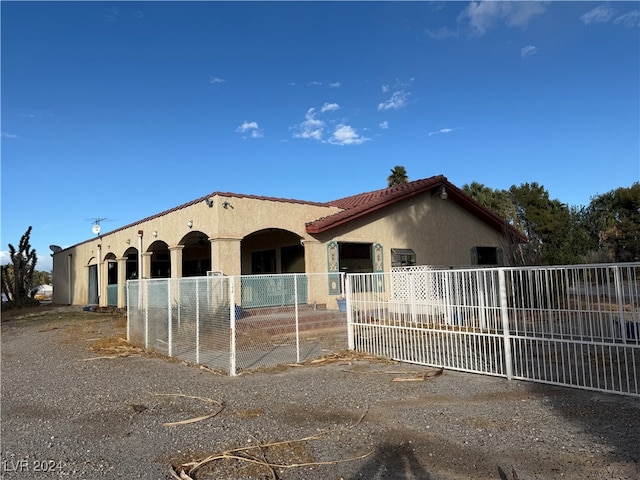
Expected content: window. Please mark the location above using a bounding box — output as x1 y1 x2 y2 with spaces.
391 248 416 267
251 249 276 274
471 247 502 266
338 242 373 273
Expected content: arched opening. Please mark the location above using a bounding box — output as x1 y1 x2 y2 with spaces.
241 229 305 275
180 231 212 277
124 247 138 280
87 257 98 305
104 252 118 306
148 240 170 278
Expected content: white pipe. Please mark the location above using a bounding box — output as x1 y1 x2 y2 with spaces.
68 254 72 305
97 243 101 306
137 232 143 278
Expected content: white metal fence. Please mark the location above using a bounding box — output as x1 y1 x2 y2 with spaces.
127 273 347 375
347 263 640 397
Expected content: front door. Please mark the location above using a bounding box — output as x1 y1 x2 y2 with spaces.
88 264 98 305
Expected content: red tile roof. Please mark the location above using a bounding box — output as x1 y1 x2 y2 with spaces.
62 174 524 252
306 175 525 242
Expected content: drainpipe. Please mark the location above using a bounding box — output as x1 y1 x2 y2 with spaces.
68 254 72 305
137 230 143 278
97 243 101 306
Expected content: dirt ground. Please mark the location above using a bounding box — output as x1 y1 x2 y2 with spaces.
1 305 640 480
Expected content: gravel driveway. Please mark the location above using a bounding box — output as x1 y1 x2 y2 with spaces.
1 306 639 479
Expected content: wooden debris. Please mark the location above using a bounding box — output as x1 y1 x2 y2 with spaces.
173 408 372 478
305 350 396 365
128 404 148 413
163 412 220 427
152 392 225 428
392 368 444 382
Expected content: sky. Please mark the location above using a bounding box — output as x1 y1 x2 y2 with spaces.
2 1 639 273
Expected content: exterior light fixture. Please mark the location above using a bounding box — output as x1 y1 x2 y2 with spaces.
204 198 214 207
187 220 193 228
152 231 158 237
432 185 448 200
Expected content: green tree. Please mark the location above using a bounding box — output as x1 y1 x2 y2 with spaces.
387 166 409 187
584 183 640 262
1 226 39 305
462 182 513 221
508 183 583 265
32 270 52 287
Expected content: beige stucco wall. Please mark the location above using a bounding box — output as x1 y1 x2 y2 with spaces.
53 190 509 307
52 194 339 306
310 193 506 269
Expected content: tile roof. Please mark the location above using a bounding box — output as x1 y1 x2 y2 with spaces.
61 174 524 252
306 174 526 241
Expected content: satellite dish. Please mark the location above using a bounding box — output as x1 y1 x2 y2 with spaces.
49 245 62 253
92 224 101 235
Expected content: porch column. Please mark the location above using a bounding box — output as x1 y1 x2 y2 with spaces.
211 237 242 276
117 256 127 309
142 252 153 279
169 245 184 278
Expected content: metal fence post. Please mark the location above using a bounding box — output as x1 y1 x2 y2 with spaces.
144 280 149 350
294 274 300 363
126 281 130 342
346 274 354 350
196 278 200 364
613 265 626 343
498 268 513 380
168 279 173 357
409 273 416 324
229 278 237 376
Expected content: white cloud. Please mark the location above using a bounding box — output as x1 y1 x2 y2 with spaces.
378 89 410 111
328 125 369 146
460 1 547 37
521 45 538 57
293 106 369 146
1 132 18 138
0 251 10 265
580 6 639 28
293 108 325 141
307 81 322 86
614 10 640 28
426 26 459 40
381 84 390 93
580 5 614 25
210 76 226 84
103 6 119 22
320 102 340 113
236 121 263 138
379 121 389 130
428 127 462 136
329 82 342 88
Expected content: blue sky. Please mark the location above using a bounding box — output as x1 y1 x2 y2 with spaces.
2 1 639 272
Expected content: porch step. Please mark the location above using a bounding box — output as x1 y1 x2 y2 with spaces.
236 306 346 335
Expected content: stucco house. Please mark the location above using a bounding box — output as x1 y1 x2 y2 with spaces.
52 174 525 308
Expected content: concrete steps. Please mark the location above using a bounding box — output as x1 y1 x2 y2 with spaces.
236 304 346 335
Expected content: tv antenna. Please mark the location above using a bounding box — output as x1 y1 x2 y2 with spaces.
86 217 110 236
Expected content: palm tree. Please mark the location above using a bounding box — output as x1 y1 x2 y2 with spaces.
387 166 409 187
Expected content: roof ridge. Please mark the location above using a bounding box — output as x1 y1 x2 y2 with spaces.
326 174 447 209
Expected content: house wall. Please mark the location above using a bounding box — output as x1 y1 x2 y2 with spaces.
310 192 507 269
52 194 338 306
53 189 509 307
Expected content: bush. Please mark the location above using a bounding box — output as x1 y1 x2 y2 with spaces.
1 297 41 312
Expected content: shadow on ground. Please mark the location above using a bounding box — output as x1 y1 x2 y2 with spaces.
349 441 430 480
